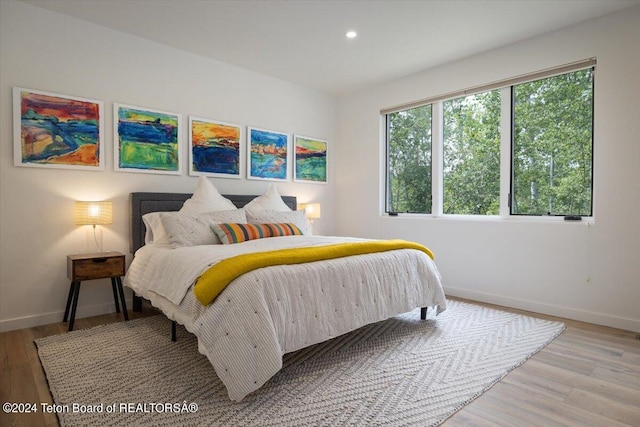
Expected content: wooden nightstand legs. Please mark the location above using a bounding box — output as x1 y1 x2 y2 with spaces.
111 278 121 313
63 281 81 331
63 277 128 332
115 277 129 321
63 282 75 323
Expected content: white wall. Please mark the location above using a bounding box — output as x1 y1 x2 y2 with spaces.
336 6 640 331
0 1 337 331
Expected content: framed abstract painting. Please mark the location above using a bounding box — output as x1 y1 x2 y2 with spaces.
13 87 104 170
114 103 182 175
294 135 328 184
247 127 289 181
189 117 242 179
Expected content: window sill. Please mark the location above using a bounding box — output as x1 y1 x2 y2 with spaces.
382 213 595 224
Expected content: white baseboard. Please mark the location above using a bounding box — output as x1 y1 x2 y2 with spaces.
0 299 134 333
444 286 640 333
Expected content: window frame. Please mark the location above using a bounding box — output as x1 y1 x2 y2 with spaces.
382 59 596 220
441 89 502 216
509 68 595 217
384 105 434 214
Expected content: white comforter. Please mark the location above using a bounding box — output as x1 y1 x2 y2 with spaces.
125 235 447 401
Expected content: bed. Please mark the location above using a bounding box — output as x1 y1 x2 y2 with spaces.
125 190 447 402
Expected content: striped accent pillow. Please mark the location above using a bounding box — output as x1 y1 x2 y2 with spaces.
211 223 303 244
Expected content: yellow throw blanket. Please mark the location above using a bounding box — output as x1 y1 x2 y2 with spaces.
194 239 434 306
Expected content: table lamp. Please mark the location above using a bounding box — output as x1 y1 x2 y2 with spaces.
75 201 112 252
299 203 321 235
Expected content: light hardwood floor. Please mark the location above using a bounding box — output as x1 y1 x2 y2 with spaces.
1 297 638 427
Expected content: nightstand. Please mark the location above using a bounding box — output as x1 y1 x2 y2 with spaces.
63 252 129 331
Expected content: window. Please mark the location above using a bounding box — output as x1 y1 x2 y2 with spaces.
386 104 432 213
511 69 594 216
443 90 501 215
383 60 595 218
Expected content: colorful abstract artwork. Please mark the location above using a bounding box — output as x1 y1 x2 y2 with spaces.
294 135 327 184
13 87 104 170
189 117 242 178
247 127 289 181
114 104 182 175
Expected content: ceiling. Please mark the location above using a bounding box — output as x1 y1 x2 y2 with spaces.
22 0 639 95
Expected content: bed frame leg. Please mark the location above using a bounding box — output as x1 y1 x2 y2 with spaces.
133 295 142 312
420 307 428 320
171 320 177 342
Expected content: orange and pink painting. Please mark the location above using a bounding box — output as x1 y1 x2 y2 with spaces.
13 87 104 170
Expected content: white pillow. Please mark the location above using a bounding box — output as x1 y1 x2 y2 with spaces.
160 209 247 248
243 183 291 215
142 212 168 244
180 176 236 214
246 209 311 235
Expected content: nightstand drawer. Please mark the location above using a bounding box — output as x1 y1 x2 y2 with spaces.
67 253 125 281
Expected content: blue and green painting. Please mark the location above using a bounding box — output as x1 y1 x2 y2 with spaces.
249 128 288 180
117 106 179 171
191 120 240 176
295 136 327 183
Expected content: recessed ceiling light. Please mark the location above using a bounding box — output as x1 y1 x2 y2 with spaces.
345 30 357 39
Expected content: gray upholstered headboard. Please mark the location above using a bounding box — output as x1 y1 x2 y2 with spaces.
130 192 297 253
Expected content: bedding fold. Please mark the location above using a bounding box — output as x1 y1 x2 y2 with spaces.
194 239 434 306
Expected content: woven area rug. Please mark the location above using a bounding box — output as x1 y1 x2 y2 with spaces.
36 300 564 426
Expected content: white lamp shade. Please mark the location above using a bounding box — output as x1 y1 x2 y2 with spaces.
75 201 113 225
